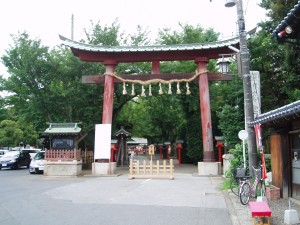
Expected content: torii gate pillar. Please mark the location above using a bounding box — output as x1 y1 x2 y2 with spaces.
102 60 117 124
196 58 220 175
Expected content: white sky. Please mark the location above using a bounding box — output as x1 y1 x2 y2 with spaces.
0 0 267 76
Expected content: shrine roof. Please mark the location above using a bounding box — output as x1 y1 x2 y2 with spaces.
249 100 300 126
59 34 244 62
272 1 300 44
43 123 81 135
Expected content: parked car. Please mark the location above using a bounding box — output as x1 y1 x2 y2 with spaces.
21 148 42 159
29 151 45 174
0 151 31 170
0 150 9 158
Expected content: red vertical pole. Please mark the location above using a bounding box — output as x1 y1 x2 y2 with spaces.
176 144 182 167
218 146 222 163
216 141 224 163
195 57 215 162
102 60 117 124
159 146 163 159
152 61 160 74
167 145 170 160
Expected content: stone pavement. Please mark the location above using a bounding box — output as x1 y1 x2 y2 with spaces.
84 155 255 225
0 156 256 225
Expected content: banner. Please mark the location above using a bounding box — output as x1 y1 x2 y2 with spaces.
254 123 263 151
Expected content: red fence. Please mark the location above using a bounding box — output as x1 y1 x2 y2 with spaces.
45 149 82 161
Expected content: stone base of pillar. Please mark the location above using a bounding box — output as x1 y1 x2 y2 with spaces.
198 162 221 175
92 162 116 175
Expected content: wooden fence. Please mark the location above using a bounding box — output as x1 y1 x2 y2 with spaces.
128 159 174 180
45 149 82 161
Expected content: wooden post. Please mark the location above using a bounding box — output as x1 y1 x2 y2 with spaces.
129 159 133 177
170 159 174 179
143 160 146 175
137 160 140 175
195 57 215 162
102 60 117 124
150 160 153 175
163 160 166 176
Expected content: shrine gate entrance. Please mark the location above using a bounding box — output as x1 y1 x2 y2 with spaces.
60 35 240 175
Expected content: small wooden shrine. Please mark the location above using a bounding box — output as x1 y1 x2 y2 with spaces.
42 123 83 176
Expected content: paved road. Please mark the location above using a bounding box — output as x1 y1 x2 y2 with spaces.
0 165 233 225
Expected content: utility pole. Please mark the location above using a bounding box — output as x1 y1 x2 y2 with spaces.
71 14 74 40
226 0 257 175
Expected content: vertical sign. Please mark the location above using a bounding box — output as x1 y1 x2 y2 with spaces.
250 71 261 118
94 124 111 161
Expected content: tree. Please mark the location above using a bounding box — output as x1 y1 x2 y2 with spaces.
0 119 37 147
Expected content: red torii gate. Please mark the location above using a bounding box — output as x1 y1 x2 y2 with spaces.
59 35 240 165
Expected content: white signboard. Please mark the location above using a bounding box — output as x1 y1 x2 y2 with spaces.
94 124 111 160
250 71 261 118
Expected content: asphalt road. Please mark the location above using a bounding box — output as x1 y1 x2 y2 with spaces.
0 166 233 225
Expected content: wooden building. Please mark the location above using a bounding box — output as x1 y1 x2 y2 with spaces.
250 101 300 199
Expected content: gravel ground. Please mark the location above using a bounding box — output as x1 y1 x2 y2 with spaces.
269 198 300 225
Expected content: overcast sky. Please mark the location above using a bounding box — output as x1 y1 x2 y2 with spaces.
0 0 267 76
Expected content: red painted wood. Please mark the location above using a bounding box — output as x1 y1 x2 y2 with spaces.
196 58 215 162
102 61 117 124
249 201 272 217
152 61 160 74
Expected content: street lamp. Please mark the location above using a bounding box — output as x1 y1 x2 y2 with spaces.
225 0 257 175
217 58 230 74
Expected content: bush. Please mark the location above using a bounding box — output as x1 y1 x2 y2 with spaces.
225 143 248 179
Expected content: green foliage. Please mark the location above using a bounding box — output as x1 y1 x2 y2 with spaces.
225 143 248 179
216 104 244 149
0 119 38 147
250 0 300 110
185 112 202 163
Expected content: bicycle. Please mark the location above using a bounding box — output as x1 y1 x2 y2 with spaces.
230 167 247 196
239 166 266 205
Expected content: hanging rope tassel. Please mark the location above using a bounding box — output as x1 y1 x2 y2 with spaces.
122 82 127 95
168 83 172 95
131 83 135 96
149 84 152 96
176 82 181 94
159 83 163 95
141 85 146 97
186 82 191 95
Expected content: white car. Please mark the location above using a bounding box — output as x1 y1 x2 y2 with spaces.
21 149 42 159
29 151 45 174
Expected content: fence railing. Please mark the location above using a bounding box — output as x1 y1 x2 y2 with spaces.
129 159 174 180
45 149 82 161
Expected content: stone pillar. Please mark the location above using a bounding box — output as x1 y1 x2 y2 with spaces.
102 60 117 124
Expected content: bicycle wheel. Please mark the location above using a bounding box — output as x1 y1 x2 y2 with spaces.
255 181 266 197
240 182 251 205
230 179 239 196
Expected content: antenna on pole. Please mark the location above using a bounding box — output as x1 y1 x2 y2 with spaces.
71 14 74 40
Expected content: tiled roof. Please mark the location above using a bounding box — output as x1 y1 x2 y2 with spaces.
272 1 300 43
43 123 81 135
249 100 300 125
59 28 256 62
59 34 241 53
114 126 131 137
